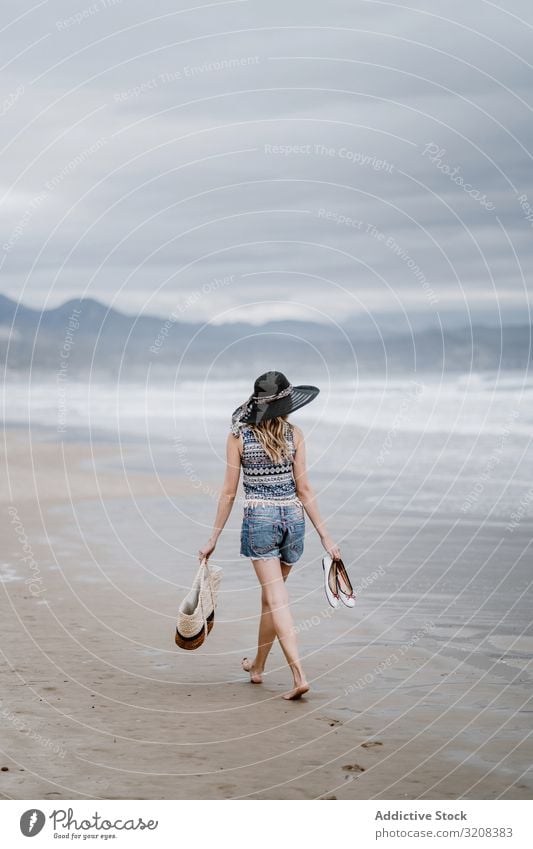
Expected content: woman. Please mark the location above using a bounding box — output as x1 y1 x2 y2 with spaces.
198 370 341 700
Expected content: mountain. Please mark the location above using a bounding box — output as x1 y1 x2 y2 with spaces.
0 294 531 377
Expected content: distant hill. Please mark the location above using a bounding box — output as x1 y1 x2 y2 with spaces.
0 294 531 377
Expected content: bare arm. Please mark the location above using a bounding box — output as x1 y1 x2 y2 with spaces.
292 425 341 560
198 431 241 561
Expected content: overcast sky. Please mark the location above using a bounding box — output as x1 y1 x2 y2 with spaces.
1 0 532 329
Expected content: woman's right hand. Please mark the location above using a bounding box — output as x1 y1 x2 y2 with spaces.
198 537 217 562
320 534 341 560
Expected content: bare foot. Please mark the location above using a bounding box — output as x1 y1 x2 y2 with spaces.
282 681 309 700
242 657 263 684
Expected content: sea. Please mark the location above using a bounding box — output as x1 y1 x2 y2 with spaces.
3 370 533 521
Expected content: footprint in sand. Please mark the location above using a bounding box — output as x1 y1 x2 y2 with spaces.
318 716 342 727
342 763 365 772
217 784 237 797
361 741 383 748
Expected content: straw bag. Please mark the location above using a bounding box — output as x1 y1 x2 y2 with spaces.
175 557 223 650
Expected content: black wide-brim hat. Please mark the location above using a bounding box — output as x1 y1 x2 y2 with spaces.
230 370 320 436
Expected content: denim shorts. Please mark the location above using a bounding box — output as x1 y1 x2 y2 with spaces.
240 501 305 564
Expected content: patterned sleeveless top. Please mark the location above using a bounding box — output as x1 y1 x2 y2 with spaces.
239 422 302 505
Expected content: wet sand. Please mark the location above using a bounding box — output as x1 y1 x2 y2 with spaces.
1 426 532 800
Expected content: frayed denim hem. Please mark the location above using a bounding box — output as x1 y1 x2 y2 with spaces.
239 552 298 564
239 552 278 560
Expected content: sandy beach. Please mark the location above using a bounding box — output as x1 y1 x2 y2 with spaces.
2 0 533 810
1 423 532 801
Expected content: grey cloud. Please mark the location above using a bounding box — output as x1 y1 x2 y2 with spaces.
1 0 532 328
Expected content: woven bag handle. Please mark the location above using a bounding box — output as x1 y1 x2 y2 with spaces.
198 556 216 638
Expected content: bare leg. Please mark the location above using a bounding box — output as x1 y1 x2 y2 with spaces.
251 557 309 700
242 561 291 682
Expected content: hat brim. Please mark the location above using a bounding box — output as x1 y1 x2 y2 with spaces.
232 385 320 425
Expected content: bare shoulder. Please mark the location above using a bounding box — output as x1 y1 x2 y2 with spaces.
291 423 304 448
227 429 243 457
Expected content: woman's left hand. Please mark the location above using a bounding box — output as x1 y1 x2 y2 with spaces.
198 538 217 562
320 534 341 561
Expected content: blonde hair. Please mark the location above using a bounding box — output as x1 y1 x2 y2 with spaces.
248 415 293 464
